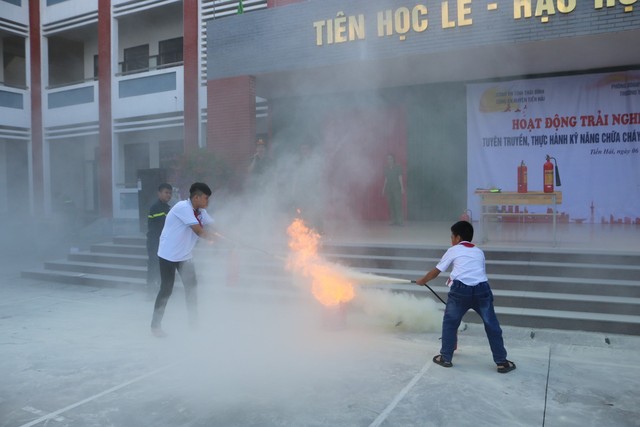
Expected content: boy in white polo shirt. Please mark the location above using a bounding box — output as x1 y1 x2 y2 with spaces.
151 182 215 338
416 221 516 373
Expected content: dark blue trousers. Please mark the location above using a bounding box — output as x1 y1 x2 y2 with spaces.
440 280 507 364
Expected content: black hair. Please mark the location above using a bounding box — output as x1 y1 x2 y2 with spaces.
158 183 172 192
451 220 474 242
189 182 212 198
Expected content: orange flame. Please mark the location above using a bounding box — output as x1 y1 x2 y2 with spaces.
286 218 355 306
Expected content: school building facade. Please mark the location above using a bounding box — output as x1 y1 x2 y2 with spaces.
1 0 639 224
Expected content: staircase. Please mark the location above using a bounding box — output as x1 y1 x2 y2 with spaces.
20 236 291 292
21 236 640 335
22 237 148 289
321 243 640 335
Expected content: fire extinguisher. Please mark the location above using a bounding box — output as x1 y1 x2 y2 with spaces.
543 155 561 193
517 161 528 193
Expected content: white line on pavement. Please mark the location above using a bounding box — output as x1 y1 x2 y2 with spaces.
369 359 433 427
18 361 180 427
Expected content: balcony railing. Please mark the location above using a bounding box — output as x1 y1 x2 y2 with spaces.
48 85 94 109
46 76 98 90
0 88 24 109
117 55 183 77
114 66 184 118
0 85 29 128
0 80 28 90
45 80 98 126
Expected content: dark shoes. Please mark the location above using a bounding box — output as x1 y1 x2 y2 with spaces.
433 355 516 373
433 354 453 368
497 360 517 374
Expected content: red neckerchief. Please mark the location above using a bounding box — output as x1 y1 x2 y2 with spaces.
193 209 202 226
458 241 475 248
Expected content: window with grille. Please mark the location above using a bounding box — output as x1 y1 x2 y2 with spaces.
158 37 183 68
123 44 149 74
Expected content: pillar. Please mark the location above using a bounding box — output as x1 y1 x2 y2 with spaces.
98 0 113 216
28 0 43 213
183 0 199 153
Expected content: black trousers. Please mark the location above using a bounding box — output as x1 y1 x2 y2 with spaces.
151 257 198 329
146 239 160 289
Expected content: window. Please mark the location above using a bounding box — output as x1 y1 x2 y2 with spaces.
2 36 26 88
93 55 98 79
124 143 150 187
48 36 83 87
158 37 183 68
123 44 149 74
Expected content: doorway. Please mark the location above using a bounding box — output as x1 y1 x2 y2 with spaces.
323 106 406 222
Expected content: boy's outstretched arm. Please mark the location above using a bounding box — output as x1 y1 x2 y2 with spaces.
416 268 441 286
190 224 216 242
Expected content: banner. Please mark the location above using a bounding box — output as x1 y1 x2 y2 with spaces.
467 71 640 224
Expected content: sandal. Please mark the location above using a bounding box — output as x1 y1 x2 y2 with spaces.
497 360 516 374
433 354 453 368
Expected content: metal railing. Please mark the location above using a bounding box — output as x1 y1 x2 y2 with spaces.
46 76 97 90
0 80 28 90
117 55 184 77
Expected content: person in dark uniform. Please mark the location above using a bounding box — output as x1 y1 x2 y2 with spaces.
382 153 405 226
146 183 173 298
246 138 271 191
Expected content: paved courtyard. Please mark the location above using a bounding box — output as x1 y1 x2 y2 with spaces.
2 265 639 427
2 216 639 426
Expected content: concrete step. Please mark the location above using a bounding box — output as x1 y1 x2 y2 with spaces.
488 274 640 298
323 243 640 266
20 237 640 336
488 307 640 336
106 238 640 283
486 259 640 281
113 235 146 246
90 242 147 256
202 282 640 336
68 251 148 267
492 290 640 316
109 238 640 269
21 269 145 289
342 266 640 299
44 260 147 280
325 252 640 281
369 282 640 316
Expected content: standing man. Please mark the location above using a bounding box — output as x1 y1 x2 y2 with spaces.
382 154 405 226
247 138 268 176
146 183 173 299
246 138 271 191
151 182 214 337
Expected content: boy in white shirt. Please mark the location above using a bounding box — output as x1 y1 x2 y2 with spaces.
416 221 516 373
151 182 215 338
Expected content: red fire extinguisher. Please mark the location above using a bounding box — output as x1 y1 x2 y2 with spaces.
543 155 561 193
517 161 528 193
